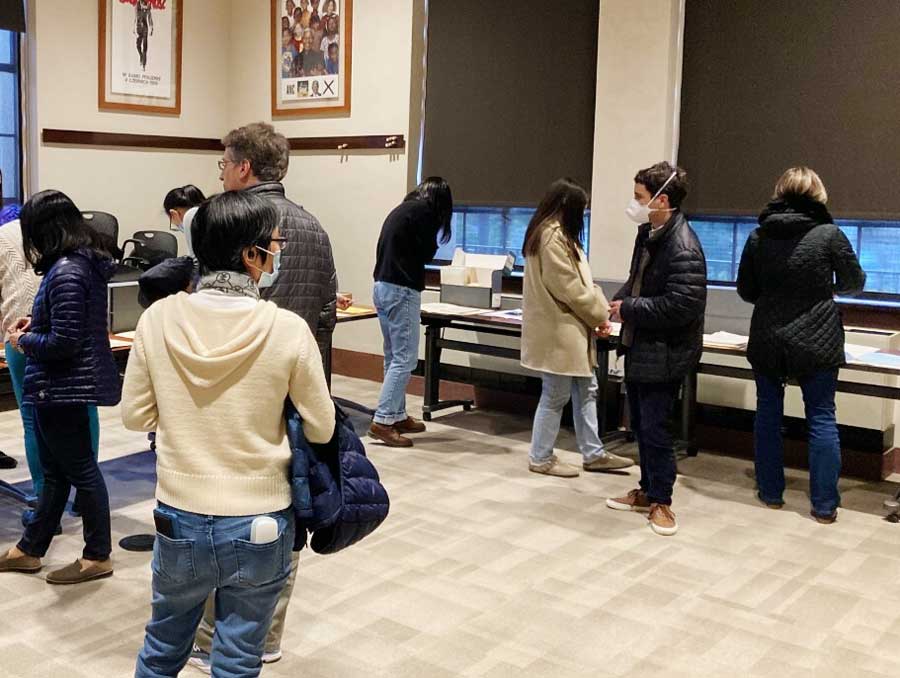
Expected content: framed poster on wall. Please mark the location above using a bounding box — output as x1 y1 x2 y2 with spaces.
98 0 183 114
271 0 352 117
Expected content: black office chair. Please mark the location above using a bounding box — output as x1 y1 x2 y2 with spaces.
121 230 179 271
81 211 123 260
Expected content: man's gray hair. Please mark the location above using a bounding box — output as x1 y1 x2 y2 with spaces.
222 122 290 182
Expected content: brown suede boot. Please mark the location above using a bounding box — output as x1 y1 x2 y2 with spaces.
368 422 413 448
394 417 426 434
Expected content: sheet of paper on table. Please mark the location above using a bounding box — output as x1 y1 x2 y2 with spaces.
480 308 522 320
338 305 375 316
703 331 749 349
109 338 133 349
849 351 900 369
115 331 136 340
421 302 489 316
844 343 881 362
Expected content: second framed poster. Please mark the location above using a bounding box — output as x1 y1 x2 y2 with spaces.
271 0 352 117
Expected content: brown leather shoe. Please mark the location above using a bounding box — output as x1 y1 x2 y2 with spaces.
811 510 837 524
394 417 426 434
0 551 42 573
368 422 413 448
46 559 113 585
606 488 651 513
648 503 678 536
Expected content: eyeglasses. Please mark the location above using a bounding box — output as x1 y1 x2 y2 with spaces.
217 159 240 171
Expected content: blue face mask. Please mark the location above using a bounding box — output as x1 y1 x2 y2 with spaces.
254 246 282 289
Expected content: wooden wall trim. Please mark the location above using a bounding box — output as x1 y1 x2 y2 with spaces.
42 128 221 151
41 129 405 153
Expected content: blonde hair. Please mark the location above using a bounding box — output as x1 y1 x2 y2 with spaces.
773 166 828 204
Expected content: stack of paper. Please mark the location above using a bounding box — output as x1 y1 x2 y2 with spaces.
703 331 749 349
421 302 488 316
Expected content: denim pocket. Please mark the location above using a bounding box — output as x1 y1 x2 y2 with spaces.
153 533 197 585
233 530 288 587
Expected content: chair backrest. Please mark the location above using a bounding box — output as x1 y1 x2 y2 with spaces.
122 230 179 269
81 211 121 259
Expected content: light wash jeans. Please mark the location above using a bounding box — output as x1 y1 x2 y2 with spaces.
373 281 421 425
134 504 294 678
754 369 842 517
529 372 606 464
5 342 99 498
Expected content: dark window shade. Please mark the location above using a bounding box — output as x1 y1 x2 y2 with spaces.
422 0 599 206
679 1 900 220
0 1 25 33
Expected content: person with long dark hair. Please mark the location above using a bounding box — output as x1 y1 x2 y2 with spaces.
737 167 865 523
521 178 633 477
163 184 206 232
0 190 120 584
370 177 452 447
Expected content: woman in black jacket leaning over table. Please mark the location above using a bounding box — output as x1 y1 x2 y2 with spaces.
369 177 453 448
737 166 866 523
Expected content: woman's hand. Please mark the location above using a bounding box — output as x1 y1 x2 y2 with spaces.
11 316 31 333
595 321 613 339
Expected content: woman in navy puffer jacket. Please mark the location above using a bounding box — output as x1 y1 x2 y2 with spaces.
0 190 121 585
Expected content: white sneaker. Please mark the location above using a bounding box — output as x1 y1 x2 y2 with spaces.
187 645 211 674
262 649 283 663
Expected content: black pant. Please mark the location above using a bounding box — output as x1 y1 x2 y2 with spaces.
136 30 148 66
18 404 112 561
626 380 680 505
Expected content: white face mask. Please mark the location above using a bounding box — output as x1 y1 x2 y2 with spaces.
182 207 199 257
252 246 282 289
625 171 677 224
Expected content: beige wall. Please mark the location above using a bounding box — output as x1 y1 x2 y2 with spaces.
227 0 415 355
29 0 231 253
589 0 683 281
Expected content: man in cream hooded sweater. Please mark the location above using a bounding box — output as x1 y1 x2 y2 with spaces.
123 192 335 677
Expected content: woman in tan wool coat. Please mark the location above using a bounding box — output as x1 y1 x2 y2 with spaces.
521 179 633 478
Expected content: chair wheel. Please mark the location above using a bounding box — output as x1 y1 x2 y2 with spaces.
463 404 473 411
887 513 900 524
687 446 699 457
423 413 432 422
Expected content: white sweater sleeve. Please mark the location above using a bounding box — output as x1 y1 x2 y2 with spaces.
288 323 336 444
121 321 159 432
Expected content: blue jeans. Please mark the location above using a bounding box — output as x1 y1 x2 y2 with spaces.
17 404 112 560
5 342 99 498
135 504 295 678
754 370 842 516
373 281 421 425
530 372 606 464
626 379 680 505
